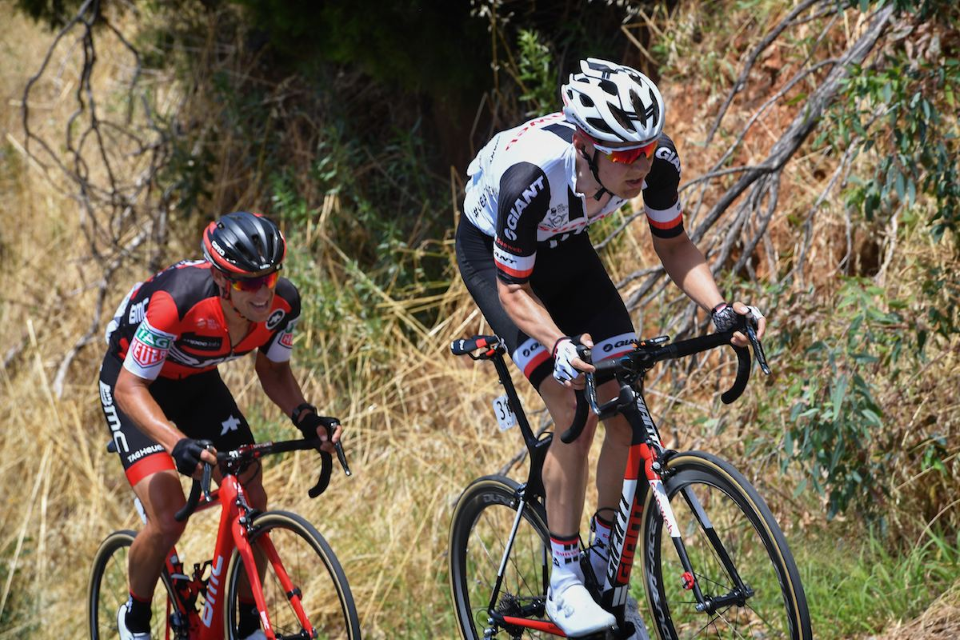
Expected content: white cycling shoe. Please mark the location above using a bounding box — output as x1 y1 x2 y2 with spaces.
546 582 616 637
117 600 151 640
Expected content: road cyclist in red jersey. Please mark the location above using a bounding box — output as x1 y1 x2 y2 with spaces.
98 211 343 640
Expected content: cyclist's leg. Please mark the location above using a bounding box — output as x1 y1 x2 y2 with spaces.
99 354 187 634
458 221 597 538
458 224 618 634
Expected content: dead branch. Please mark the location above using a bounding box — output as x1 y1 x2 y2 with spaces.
623 4 896 318
21 0 181 396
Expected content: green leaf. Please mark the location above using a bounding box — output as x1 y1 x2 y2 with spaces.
831 375 849 423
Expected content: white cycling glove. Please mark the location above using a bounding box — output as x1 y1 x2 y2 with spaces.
552 337 582 384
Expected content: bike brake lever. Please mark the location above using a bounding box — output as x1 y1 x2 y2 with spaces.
745 322 771 375
334 441 352 477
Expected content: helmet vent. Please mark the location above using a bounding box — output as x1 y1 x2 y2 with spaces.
598 79 618 96
586 117 614 135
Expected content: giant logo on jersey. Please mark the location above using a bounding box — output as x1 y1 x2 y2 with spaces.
503 175 546 242
655 146 681 174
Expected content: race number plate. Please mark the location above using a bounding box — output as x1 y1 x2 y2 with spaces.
492 394 517 431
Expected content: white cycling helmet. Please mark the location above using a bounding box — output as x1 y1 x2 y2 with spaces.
561 58 665 144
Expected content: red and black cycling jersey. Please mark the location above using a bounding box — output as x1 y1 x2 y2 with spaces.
462 112 684 286
104 260 300 381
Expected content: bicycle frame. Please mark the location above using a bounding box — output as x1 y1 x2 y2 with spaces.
154 470 316 640
452 327 765 637
594 385 750 627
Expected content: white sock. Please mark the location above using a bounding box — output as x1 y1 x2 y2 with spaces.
549 532 584 594
589 514 613 585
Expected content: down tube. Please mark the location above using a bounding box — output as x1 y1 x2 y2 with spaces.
600 443 646 614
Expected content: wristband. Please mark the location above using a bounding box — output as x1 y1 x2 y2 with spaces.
291 402 317 427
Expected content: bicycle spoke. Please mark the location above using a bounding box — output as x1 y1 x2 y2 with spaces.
450 478 553 639
644 455 809 639
225 512 359 640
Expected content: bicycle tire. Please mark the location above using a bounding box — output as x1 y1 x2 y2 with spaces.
641 452 812 640
223 510 361 640
449 475 554 640
88 529 183 639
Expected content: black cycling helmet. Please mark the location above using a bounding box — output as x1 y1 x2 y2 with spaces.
201 211 286 277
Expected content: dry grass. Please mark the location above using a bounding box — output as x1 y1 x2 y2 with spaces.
1 2 959 639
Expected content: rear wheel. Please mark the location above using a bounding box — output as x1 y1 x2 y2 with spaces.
449 475 554 639
641 452 812 639
88 530 183 639
224 510 361 640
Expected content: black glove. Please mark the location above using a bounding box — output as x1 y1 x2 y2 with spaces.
711 302 740 332
171 438 207 476
295 411 341 441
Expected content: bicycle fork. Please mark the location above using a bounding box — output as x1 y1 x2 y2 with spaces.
603 400 752 620
229 489 318 639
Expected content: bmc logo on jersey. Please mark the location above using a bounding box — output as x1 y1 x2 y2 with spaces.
128 297 149 325
504 175 546 242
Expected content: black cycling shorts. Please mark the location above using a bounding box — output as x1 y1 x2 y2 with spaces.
98 353 255 487
456 220 636 391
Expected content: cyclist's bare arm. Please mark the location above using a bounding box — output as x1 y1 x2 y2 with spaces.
651 231 724 311
496 279 596 377
651 231 765 346
114 367 218 466
255 352 342 451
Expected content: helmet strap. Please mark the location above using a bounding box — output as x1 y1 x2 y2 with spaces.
586 149 612 201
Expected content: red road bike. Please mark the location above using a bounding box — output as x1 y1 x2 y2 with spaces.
89 437 360 639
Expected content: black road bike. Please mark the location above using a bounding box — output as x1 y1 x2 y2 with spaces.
448 319 812 639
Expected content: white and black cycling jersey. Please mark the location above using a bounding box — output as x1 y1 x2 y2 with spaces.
462 112 684 285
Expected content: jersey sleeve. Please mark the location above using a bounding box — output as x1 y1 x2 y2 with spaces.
261 279 301 363
122 290 180 381
494 162 551 284
643 138 684 239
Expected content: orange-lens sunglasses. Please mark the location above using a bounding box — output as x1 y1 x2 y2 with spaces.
228 270 280 293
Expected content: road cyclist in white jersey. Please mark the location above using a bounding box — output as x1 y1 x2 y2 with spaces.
456 57 767 638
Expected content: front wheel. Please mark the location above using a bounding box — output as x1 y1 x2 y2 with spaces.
449 475 553 640
223 510 361 640
641 452 812 640
88 530 183 639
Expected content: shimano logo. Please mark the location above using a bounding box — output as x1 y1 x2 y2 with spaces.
504 176 545 242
